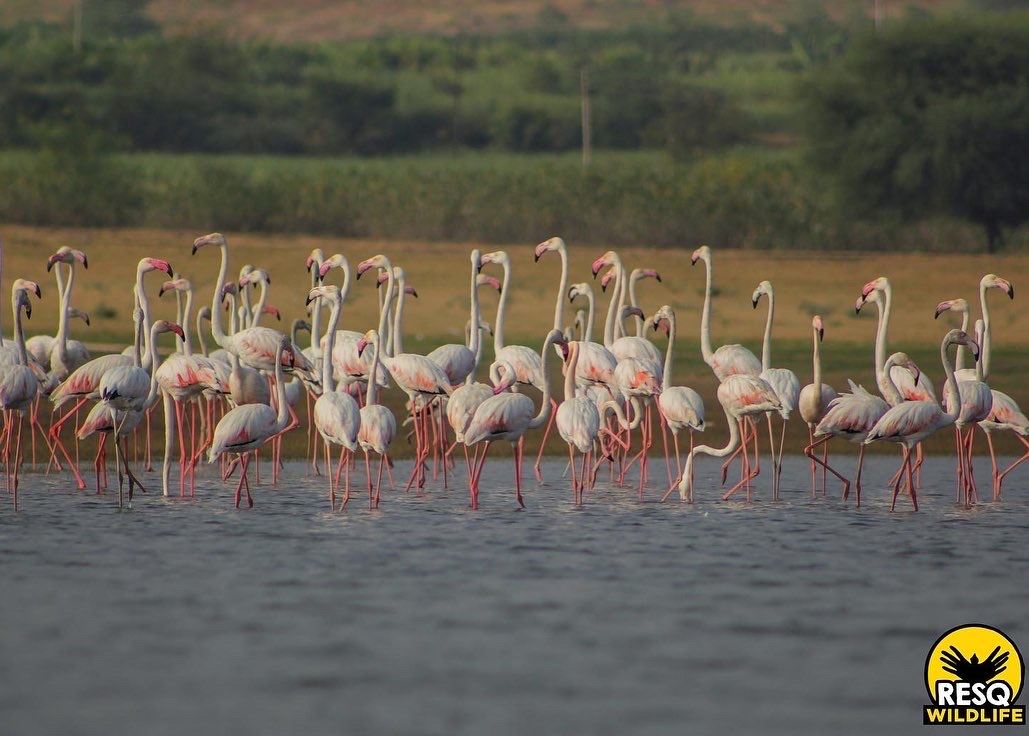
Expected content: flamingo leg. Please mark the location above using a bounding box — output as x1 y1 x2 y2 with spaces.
374 454 385 509
514 440 525 508
568 445 578 503
534 399 558 481
803 435 850 499
890 447 909 512
325 440 335 509
963 427 979 506
996 435 1029 493
807 426 816 497
984 429 1000 500
906 449 918 511
659 410 673 490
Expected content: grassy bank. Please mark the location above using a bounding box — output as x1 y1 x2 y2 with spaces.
5 224 1027 460
0 150 1020 252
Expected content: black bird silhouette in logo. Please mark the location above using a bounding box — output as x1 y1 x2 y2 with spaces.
940 645 1010 684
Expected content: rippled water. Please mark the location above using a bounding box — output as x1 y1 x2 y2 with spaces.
1 455 1026 735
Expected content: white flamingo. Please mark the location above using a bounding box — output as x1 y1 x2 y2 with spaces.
463 329 566 509
1 280 42 505
556 340 601 504
208 336 298 508
355 329 396 509
308 285 361 510
864 329 979 511
799 315 842 497
752 280 799 500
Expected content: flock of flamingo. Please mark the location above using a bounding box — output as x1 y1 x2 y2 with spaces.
0 235 1025 513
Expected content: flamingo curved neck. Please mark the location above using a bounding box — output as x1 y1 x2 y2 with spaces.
376 258 395 350
551 245 568 332
272 347 289 431
940 338 961 425
144 322 167 407
195 311 208 357
391 273 407 356
811 326 823 415
365 335 381 405
11 295 28 366
309 260 322 350
251 280 268 327
681 398 742 493
760 290 774 372
602 257 623 348
321 297 342 392
491 258 511 352
583 289 595 343
134 267 155 372
979 279 993 380
955 308 969 372
181 289 193 357
662 313 676 390
874 282 892 384
528 332 559 430
628 273 645 337
615 264 629 339
698 255 714 365
209 243 230 349
53 262 74 367
467 258 481 359
563 342 578 401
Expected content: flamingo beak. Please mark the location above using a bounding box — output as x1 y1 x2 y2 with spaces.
170 324 185 341
934 300 951 319
30 282 41 299
752 297 759 309
46 255 58 272
318 262 332 279
690 255 698 265
590 257 605 278
75 250 88 268
356 260 375 279
534 243 548 262
356 338 369 357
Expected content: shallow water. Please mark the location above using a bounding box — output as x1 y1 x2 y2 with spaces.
1 455 1026 736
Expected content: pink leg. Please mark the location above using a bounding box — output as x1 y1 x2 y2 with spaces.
514 440 525 508
803 436 850 499
534 399 558 481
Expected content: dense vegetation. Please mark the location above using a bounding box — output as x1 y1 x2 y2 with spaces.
0 6 1026 251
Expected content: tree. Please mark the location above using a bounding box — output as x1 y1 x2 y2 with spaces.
803 16 1029 251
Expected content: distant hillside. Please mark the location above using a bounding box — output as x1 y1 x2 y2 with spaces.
7 0 955 41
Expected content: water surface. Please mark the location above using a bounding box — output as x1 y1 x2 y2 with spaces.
1 456 1026 735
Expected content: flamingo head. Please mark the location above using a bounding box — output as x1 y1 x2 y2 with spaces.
197 306 212 322
751 280 772 308
812 314 825 342
591 250 618 278
982 273 1014 300
13 288 33 320
261 305 282 322
356 254 389 280
356 329 378 358
859 276 888 302
68 308 90 327
191 233 225 254
305 248 325 273
621 306 645 323
490 360 518 394
690 245 710 266
650 305 674 335
534 236 565 262
220 280 239 299
946 329 980 363
292 318 312 335
634 268 662 283
567 282 591 302
476 274 502 292
238 267 269 289
891 353 921 386
478 251 507 272
154 320 185 342
159 277 191 298
306 284 340 306
139 257 173 276
318 253 347 280
933 298 967 320
46 246 88 271
277 336 296 367
12 278 42 301
600 267 617 292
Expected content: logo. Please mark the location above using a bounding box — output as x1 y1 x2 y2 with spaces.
924 624 1025 726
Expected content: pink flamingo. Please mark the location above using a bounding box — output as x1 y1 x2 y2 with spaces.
48 256 172 485
427 249 485 387
799 316 842 497
556 341 602 505
864 329 979 511
752 281 800 500
98 319 183 507
463 329 566 509
691 246 762 380
355 329 396 509
672 373 781 503
648 306 705 491
34 247 91 382
935 302 994 505
591 252 663 372
208 337 297 508
156 277 219 498
1 280 43 506
309 285 361 510
809 352 920 508
357 255 452 490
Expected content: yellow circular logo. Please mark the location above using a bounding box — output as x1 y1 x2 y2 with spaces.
925 624 1024 706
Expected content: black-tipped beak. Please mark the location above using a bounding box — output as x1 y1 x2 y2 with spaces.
410 289 419 298
84 316 91 327
690 256 698 266
82 255 88 269
159 286 168 298
33 284 41 299
534 253 540 263
25 305 32 320
818 328 824 342
191 244 199 255
1009 285 1015 299
305 295 316 307
46 260 54 273
752 297 758 309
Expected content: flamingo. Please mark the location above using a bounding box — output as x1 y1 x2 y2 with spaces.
626 267 662 337
97 319 184 507
1 280 42 505
934 303 993 505
648 306 705 490
208 336 297 508
591 252 663 372
29 247 91 381
308 285 361 510
357 255 452 490
809 352 920 508
556 341 601 505
799 315 843 497
751 281 800 500
427 249 484 387
691 245 762 380
673 373 781 503
463 329 566 509
156 277 220 498
48 256 173 484
354 329 396 509
864 329 979 511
